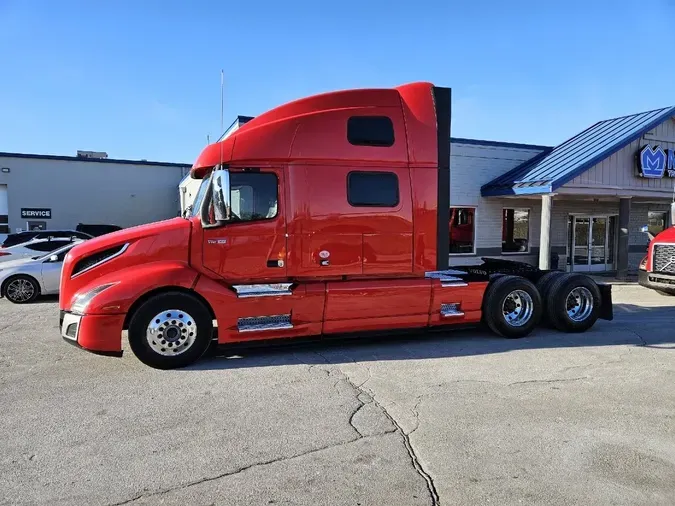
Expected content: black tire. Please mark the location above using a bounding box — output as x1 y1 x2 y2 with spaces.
546 273 601 332
536 271 565 302
482 275 542 338
536 271 566 326
128 291 213 369
2 275 40 304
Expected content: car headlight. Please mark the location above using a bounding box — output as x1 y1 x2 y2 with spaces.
71 283 117 315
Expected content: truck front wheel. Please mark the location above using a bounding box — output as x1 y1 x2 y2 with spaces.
127 292 214 369
482 275 542 338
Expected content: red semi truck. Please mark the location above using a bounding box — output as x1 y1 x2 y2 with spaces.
638 203 675 295
58 82 613 369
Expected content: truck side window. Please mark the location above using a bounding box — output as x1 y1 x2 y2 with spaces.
347 116 394 147
347 171 399 207
229 172 278 222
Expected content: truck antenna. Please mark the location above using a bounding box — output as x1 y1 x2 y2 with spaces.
219 69 224 165
207 134 210 145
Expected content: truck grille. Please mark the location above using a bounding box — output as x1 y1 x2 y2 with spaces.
653 244 675 274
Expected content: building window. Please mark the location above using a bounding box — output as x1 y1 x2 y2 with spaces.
648 211 668 236
502 208 530 253
449 207 476 254
347 171 399 207
347 116 395 147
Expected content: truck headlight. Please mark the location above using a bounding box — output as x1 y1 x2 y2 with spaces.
639 256 648 271
71 283 117 315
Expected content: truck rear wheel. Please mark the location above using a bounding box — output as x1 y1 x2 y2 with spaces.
128 292 213 369
536 271 565 326
482 275 542 338
545 274 601 332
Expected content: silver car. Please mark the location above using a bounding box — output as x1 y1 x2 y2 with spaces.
0 241 83 304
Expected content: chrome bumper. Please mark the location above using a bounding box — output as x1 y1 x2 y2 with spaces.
639 270 675 294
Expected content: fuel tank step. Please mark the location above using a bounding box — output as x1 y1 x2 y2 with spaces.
440 303 464 317
237 314 293 332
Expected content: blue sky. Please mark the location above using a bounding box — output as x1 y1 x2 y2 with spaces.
1 0 674 163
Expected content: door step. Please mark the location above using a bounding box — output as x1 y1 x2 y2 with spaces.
233 283 293 298
441 303 464 317
425 270 468 287
237 314 293 332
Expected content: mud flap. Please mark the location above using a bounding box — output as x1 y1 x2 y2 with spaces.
597 283 614 321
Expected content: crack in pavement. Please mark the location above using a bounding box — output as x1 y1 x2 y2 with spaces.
348 398 366 438
108 435 364 506
110 354 402 506
631 331 648 346
312 351 440 506
408 396 424 437
507 376 589 386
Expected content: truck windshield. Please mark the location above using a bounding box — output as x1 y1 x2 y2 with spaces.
190 174 211 217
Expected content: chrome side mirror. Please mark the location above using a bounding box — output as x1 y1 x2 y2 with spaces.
210 168 231 222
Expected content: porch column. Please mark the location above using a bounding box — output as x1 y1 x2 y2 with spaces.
538 194 553 270
616 197 631 280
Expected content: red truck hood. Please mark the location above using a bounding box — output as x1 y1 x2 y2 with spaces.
68 218 190 260
653 226 675 243
60 218 192 310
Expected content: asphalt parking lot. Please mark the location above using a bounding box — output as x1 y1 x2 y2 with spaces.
1 282 674 506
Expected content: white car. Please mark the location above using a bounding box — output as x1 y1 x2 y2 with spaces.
0 237 81 264
0 241 84 303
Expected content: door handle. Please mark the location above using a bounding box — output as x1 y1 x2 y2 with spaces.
267 260 284 268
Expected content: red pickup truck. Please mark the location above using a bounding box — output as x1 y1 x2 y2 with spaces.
58 82 613 369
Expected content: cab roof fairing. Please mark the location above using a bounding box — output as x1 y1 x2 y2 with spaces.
190 82 440 179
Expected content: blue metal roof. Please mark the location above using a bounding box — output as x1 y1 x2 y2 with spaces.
481 106 675 197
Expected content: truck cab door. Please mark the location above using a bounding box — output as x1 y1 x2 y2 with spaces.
202 169 287 282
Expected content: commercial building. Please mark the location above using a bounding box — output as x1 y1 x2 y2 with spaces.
0 151 190 240
478 106 675 277
179 106 675 278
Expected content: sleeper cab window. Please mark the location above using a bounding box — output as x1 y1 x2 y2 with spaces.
502 208 530 253
347 116 395 147
347 171 399 207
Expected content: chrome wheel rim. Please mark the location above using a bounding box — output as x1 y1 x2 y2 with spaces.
566 287 594 322
7 278 35 302
146 309 196 356
502 289 534 327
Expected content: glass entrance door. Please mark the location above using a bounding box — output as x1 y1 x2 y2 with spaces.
590 217 607 271
571 216 615 272
573 217 590 272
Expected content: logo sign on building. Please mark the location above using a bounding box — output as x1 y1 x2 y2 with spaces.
21 208 52 219
636 145 675 178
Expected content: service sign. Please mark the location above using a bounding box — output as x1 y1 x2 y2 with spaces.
636 144 675 178
21 208 52 219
